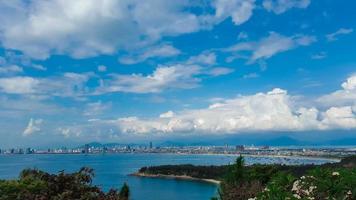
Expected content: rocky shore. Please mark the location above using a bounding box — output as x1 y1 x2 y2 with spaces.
131 172 221 184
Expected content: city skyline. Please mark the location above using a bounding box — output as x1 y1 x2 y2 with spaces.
0 0 355 147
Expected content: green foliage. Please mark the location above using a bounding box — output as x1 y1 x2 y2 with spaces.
225 155 245 185
256 172 296 200
212 156 356 200
139 164 228 180
0 167 129 200
257 167 356 200
119 183 130 200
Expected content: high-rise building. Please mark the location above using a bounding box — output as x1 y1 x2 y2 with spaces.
26 148 33 154
83 144 90 154
149 141 153 149
236 145 244 151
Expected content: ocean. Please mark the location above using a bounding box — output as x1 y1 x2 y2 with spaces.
0 154 336 200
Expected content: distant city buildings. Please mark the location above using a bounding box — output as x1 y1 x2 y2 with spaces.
0 144 355 158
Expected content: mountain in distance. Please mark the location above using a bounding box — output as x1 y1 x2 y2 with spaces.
81 133 356 148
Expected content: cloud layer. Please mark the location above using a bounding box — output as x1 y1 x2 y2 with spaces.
0 0 312 59
109 75 356 134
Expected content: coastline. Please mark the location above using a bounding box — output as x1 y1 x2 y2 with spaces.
170 153 341 162
131 172 221 185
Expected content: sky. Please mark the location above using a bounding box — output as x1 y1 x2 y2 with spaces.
0 0 355 148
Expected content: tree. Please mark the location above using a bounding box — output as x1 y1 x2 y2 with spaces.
119 183 130 200
0 167 129 200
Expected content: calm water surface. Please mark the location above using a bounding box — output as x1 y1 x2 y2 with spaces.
0 154 336 200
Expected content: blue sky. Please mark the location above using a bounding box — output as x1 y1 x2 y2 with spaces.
0 0 355 148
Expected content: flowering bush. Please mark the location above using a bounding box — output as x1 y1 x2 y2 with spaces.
256 168 356 200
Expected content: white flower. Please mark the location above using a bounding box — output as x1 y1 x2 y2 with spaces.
248 198 257 200
293 194 301 199
332 172 340 176
292 180 301 191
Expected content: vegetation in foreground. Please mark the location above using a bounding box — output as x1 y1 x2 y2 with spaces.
0 167 129 200
139 156 356 200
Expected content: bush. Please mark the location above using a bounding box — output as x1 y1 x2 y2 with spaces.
0 167 129 200
257 168 356 200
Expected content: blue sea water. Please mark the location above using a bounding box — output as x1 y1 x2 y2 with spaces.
0 154 336 200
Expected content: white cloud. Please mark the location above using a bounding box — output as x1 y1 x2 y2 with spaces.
40 74 356 138
23 118 43 136
160 111 175 118
243 73 259 79
207 67 234 76
97 64 202 94
212 0 256 25
226 32 316 63
0 76 39 94
326 28 354 42
0 65 23 75
100 75 356 135
83 101 111 116
263 0 310 14
112 88 325 134
119 44 181 64
31 64 47 71
0 73 91 97
237 31 249 40
322 106 356 129
311 52 327 60
0 0 200 59
0 0 259 60
187 52 217 65
0 0 312 60
318 75 356 106
97 65 107 72
58 127 81 138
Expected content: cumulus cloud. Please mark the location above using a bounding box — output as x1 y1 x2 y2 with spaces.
101 74 356 135
23 118 43 136
0 0 262 59
263 0 310 14
112 88 322 134
322 106 356 129
0 0 200 59
326 28 354 42
318 75 356 106
225 32 316 63
119 44 181 64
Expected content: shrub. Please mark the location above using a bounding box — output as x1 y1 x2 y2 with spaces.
0 167 129 200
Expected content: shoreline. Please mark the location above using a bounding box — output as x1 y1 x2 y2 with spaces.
131 172 221 185
0 153 342 162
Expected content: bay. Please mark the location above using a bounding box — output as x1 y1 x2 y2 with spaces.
0 154 336 200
